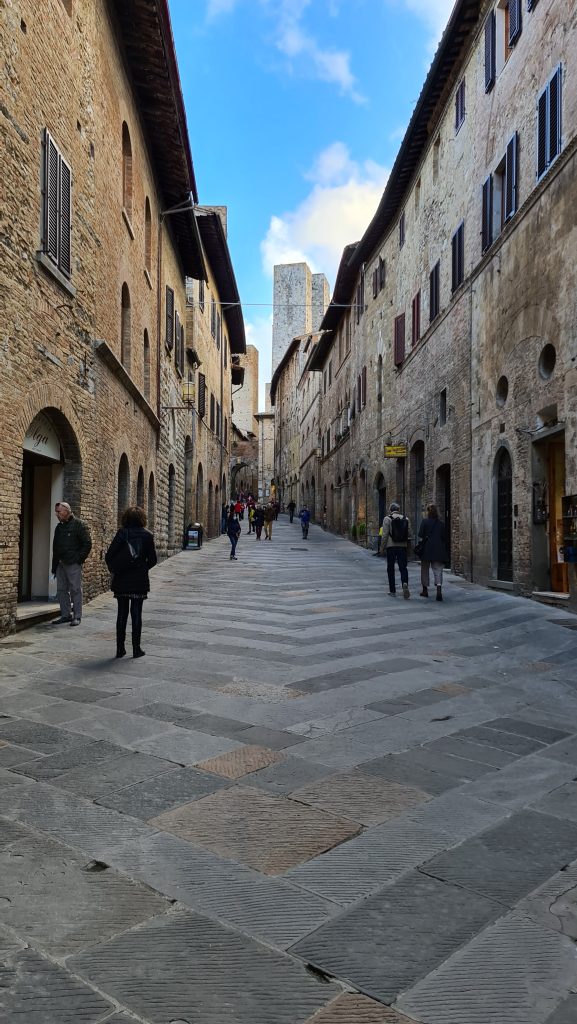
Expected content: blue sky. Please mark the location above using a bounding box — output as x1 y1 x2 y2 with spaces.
169 0 454 403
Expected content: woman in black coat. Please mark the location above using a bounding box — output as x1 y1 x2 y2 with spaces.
226 512 241 560
105 506 157 658
417 502 448 601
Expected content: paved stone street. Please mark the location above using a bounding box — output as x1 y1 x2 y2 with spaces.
1 518 577 1023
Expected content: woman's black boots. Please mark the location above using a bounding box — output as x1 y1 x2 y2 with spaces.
115 628 126 659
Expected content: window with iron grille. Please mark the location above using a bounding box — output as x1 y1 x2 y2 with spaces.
198 372 206 418
429 262 440 322
451 222 465 293
537 65 562 181
41 130 72 278
455 78 466 132
165 286 174 351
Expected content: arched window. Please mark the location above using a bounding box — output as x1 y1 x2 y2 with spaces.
143 329 150 401
117 454 130 526
148 472 155 531
122 122 133 220
168 464 176 547
136 466 144 508
121 284 131 371
144 197 152 274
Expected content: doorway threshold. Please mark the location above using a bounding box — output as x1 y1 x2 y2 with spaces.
531 590 570 609
16 601 59 631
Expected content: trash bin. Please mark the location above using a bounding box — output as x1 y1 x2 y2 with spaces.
184 523 203 550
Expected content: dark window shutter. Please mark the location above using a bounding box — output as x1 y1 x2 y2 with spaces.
509 0 522 44
394 314 405 367
504 133 518 220
430 262 440 321
482 175 493 252
174 311 180 362
412 291 421 345
537 87 548 178
198 372 206 418
165 286 174 350
484 12 496 92
372 268 378 299
527 0 538 8
59 155 72 277
452 226 464 293
44 132 59 263
361 366 367 407
357 374 361 410
379 256 385 291
549 65 562 163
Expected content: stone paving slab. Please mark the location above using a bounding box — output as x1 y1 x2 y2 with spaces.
463 755 576 808
197 744 287 778
531 781 577 823
422 733 520 767
538 734 577 765
27 751 177 800
97 764 231 819
10 740 130 780
177 710 253 735
0 833 169 956
0 767 34 787
58 708 177 746
151 784 360 874
291 869 502 1004
483 717 570 744
360 752 462 796
545 994 577 1022
421 809 577 906
0 719 86 754
402 746 498 781
516 859 577 939
0 816 33 849
233 724 306 749
127 727 244 765
245 756 336 795
0 743 44 768
69 909 340 1024
0 948 114 1023
289 770 430 825
288 707 386 738
397 912 577 1024
131 701 203 724
304 994 419 1023
456 724 547 755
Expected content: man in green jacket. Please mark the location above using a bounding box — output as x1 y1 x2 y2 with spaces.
51 502 92 626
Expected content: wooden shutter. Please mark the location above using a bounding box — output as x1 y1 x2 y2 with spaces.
504 133 518 220
412 291 421 346
379 257 385 291
484 12 496 92
44 131 59 263
430 263 439 321
59 155 72 277
549 66 562 164
451 223 464 292
372 268 378 299
198 372 206 417
537 87 548 179
165 287 174 350
482 175 493 252
527 0 538 9
394 314 405 367
508 0 522 44
361 366 367 407
174 311 180 363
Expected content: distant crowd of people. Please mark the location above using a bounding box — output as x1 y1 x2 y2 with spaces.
222 493 312 558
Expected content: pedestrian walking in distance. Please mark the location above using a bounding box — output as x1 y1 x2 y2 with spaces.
227 511 241 560
287 499 296 523
381 501 411 598
254 505 265 540
105 506 157 659
264 502 275 540
51 501 92 626
417 502 449 601
299 504 311 540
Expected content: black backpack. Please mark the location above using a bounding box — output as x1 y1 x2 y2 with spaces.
390 515 409 544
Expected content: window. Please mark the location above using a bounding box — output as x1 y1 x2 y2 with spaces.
451 222 465 293
394 315 405 367
455 78 466 132
361 366 367 408
121 122 132 220
198 372 206 418
143 329 151 401
439 388 447 427
411 290 421 346
414 178 421 214
429 261 440 321
345 314 351 353
338 326 343 364
41 130 72 278
378 256 386 291
527 0 539 8
372 266 378 299
216 401 221 438
399 211 406 249
210 393 215 431
210 297 216 338
357 374 362 411
165 286 174 351
537 65 562 180
482 175 493 253
121 284 131 371
326 427 331 452
328 360 333 387
144 198 152 274
484 10 496 92
199 278 205 313
175 316 184 377
484 132 518 251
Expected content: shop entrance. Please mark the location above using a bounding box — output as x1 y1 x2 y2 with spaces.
532 435 568 594
436 464 451 563
18 410 81 603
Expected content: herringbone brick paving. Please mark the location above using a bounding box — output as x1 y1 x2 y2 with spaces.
1 517 577 1022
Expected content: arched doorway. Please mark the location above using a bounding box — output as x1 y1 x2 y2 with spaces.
136 466 145 509
411 441 425 527
495 448 513 581
196 463 203 522
436 464 451 563
18 409 82 602
374 472 386 531
184 436 193 529
168 464 176 547
117 454 130 525
208 480 214 536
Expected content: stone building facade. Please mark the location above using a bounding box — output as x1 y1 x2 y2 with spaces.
233 343 259 437
311 0 577 605
270 337 304 508
0 0 244 633
185 208 246 535
272 262 328 373
256 395 275 502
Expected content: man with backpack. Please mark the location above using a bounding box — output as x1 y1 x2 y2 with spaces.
381 501 411 598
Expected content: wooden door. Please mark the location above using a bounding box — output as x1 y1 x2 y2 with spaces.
549 441 569 593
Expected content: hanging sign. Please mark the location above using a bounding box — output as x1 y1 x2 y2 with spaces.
384 444 408 458
24 413 61 461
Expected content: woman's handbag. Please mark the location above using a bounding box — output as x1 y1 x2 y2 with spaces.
106 530 142 574
414 539 424 559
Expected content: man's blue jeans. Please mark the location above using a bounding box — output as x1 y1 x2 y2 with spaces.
228 533 238 557
386 547 408 592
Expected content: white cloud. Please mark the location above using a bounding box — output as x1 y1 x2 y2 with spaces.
396 0 454 50
260 143 389 284
205 0 239 18
272 0 365 102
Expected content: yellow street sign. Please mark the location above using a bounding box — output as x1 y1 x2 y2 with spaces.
384 444 408 458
